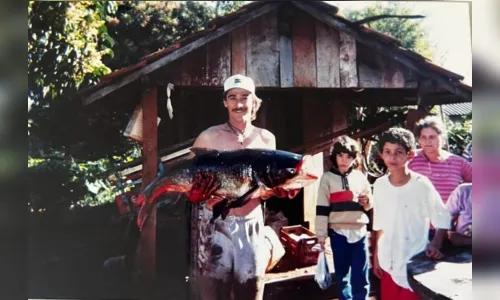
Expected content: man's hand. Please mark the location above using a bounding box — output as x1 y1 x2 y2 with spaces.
425 243 444 259
186 172 221 203
358 194 370 206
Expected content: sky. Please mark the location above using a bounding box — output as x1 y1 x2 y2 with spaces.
326 1 472 85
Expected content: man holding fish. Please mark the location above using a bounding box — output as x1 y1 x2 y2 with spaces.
134 74 318 299
188 74 317 300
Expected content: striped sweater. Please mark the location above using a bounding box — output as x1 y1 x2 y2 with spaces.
315 168 373 242
408 150 472 203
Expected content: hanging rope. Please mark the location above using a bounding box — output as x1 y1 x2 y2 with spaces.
166 83 174 119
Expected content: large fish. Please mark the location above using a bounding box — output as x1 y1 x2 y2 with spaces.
136 148 319 229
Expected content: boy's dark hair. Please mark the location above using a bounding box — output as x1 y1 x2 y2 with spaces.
413 115 447 139
329 135 360 169
378 127 416 153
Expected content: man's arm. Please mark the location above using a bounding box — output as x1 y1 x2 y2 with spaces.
192 130 213 149
447 231 472 247
261 129 276 150
426 181 452 258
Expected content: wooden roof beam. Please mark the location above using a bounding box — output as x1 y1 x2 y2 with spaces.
82 1 284 106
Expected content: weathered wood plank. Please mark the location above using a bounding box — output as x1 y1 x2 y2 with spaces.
181 46 207 86
139 205 156 299
141 85 159 188
206 33 231 86
292 9 317 87
82 2 284 105
278 7 294 87
246 11 280 87
301 93 318 144
292 1 470 101
357 43 408 89
231 26 246 75
139 84 158 291
302 151 323 233
315 20 340 87
377 54 395 88
339 32 358 88
385 68 406 88
153 59 182 86
358 63 381 88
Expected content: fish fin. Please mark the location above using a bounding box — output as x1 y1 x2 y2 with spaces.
210 198 228 224
210 184 259 222
227 185 260 210
215 186 260 221
190 147 218 157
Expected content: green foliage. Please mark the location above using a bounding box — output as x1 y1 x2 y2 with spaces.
103 1 246 70
28 1 117 104
104 1 214 70
343 2 434 59
214 1 247 17
445 113 472 156
28 1 247 211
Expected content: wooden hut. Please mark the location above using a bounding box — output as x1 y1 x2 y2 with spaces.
75 1 471 298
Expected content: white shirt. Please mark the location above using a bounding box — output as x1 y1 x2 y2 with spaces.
372 171 451 290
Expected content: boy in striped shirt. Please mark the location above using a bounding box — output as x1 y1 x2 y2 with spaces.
315 136 373 300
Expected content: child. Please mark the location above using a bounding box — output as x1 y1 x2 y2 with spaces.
446 183 472 247
315 135 373 300
372 128 451 300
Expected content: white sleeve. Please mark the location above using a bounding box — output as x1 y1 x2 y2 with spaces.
425 179 452 230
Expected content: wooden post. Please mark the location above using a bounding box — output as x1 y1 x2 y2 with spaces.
138 79 158 297
302 152 324 232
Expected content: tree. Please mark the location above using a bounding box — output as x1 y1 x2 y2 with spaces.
28 1 248 212
343 2 434 59
103 1 247 70
339 3 437 176
28 1 117 104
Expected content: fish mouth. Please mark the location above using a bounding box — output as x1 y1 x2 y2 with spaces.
281 154 319 190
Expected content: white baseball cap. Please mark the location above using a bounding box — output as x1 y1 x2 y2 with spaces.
223 74 255 94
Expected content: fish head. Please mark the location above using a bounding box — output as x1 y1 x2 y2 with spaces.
279 154 320 190
257 151 319 191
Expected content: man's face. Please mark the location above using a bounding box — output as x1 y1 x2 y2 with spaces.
380 142 414 172
223 88 253 122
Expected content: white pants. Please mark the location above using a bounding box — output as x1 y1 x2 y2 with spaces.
197 206 270 300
